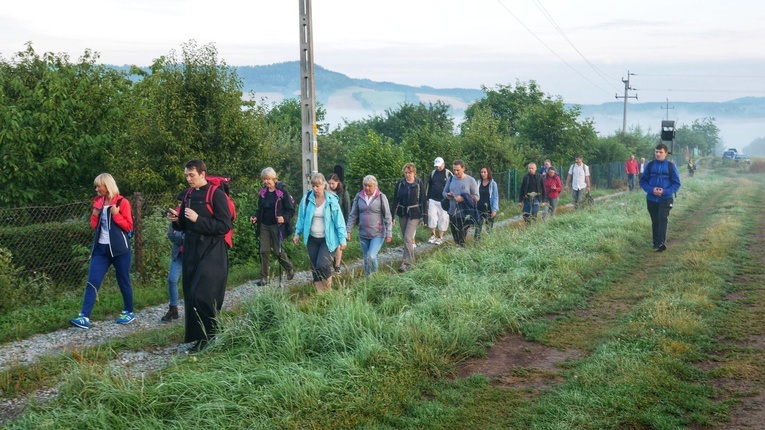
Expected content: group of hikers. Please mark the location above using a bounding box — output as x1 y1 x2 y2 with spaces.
67 143 682 353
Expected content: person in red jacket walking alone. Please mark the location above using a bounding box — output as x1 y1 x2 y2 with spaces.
543 167 563 218
625 154 639 191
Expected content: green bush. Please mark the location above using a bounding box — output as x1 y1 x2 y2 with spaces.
0 248 54 312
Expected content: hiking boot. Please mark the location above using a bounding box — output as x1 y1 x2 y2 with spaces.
657 243 667 252
427 235 436 244
161 305 179 322
116 311 136 325
189 339 210 354
334 266 342 275
69 313 90 329
256 280 267 287
287 271 295 281
398 264 409 273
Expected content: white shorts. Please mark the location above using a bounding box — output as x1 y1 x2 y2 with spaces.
428 199 449 232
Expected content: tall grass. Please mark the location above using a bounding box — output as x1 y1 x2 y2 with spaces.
9 172 760 428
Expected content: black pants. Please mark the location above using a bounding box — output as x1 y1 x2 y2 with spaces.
259 223 293 280
450 214 470 246
474 210 493 241
307 235 333 282
647 198 673 248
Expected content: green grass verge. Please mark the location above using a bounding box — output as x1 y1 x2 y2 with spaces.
7 171 761 428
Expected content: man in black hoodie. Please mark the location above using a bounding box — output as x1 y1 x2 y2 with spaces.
518 162 546 223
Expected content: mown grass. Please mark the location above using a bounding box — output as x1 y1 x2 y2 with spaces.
7 170 761 428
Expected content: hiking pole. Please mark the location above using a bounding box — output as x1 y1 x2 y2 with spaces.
277 224 284 289
525 192 539 221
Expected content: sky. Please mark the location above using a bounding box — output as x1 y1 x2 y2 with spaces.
2 1 764 121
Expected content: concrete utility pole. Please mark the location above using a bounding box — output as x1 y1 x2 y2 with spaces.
661 98 674 120
299 0 318 194
615 71 637 134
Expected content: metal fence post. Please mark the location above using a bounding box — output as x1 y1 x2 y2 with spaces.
132 192 145 280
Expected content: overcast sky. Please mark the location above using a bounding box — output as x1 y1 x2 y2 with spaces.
1 0 764 106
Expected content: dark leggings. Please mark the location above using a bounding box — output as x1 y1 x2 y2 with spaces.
307 235 333 282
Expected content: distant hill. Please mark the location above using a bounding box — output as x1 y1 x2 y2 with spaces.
236 61 483 110
110 61 765 147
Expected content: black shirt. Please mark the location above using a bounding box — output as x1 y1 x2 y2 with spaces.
428 169 450 201
478 181 491 212
260 190 279 225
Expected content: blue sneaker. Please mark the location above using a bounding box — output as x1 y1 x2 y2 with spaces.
116 311 136 325
69 313 90 329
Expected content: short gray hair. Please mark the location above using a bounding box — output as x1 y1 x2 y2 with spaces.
260 167 277 180
362 175 378 186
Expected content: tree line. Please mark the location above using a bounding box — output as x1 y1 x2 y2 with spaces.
0 40 722 208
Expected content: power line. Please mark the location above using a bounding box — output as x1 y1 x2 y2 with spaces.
493 0 612 97
638 87 765 94
636 73 765 79
529 0 619 92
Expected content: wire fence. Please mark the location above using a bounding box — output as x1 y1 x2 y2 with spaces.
0 160 631 294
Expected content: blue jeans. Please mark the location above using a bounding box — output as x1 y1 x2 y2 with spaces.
522 198 540 222
167 254 182 306
80 243 133 317
359 236 384 275
628 174 636 190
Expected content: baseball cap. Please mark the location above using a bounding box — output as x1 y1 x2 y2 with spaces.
434 157 444 167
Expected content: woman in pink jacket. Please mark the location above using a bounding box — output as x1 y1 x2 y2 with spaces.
543 167 563 218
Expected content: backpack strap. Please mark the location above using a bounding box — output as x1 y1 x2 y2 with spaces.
205 184 218 215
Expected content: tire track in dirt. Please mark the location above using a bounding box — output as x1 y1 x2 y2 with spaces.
692 179 765 430
454 179 734 400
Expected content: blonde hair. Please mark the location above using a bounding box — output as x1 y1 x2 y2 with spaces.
94 173 119 199
310 172 328 189
402 163 417 175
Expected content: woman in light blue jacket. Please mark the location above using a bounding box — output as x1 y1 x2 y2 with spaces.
293 173 347 292
474 165 499 241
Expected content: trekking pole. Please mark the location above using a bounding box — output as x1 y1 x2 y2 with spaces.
251 220 261 265
277 224 284 288
525 192 539 221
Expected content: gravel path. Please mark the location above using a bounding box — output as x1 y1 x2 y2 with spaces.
1 209 546 424
0 235 460 424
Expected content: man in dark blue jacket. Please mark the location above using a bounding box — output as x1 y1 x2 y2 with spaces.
640 143 681 252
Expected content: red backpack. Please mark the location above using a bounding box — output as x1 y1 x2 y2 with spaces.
185 175 236 249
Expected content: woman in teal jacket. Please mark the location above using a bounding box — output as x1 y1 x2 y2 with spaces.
293 173 347 291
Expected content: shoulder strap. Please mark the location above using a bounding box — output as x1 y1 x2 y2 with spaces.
375 193 389 222
303 190 313 210
205 184 218 215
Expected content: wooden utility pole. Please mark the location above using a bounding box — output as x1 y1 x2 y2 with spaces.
299 0 318 194
615 71 637 134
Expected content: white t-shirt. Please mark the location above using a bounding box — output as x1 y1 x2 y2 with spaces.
310 201 326 238
98 206 111 244
568 163 590 190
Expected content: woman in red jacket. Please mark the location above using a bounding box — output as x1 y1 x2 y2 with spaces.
543 167 563 218
69 173 135 329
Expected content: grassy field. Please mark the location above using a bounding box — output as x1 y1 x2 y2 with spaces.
4 165 764 429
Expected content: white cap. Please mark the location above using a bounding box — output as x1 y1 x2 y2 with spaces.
434 157 444 167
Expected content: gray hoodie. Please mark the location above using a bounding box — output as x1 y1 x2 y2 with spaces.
346 190 393 239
